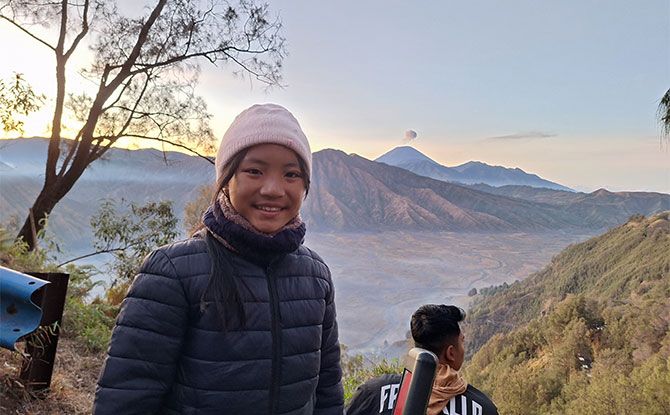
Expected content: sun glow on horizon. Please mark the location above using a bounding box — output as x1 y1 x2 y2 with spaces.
1 2 668 194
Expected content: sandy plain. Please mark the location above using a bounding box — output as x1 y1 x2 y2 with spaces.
306 231 594 356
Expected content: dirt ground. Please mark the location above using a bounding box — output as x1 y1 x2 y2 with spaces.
0 338 103 415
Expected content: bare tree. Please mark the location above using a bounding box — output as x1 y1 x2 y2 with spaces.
1 0 286 250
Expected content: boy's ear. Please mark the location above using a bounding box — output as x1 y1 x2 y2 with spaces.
444 344 455 364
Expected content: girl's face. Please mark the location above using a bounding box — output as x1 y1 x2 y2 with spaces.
227 144 306 234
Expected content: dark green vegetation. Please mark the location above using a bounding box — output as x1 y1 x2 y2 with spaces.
340 347 403 404
463 212 670 414
1 227 111 354
1 200 178 352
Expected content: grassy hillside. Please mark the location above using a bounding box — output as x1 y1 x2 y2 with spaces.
463 212 670 414
466 212 670 352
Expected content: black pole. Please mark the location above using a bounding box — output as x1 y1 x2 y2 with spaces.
402 348 438 415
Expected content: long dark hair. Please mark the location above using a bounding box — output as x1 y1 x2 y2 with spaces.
200 146 310 331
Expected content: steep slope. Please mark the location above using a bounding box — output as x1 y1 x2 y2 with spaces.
467 211 670 351
462 212 670 414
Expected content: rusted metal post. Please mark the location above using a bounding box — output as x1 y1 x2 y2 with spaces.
19 272 69 391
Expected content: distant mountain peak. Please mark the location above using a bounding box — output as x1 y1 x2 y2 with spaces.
454 160 525 173
592 188 613 196
314 148 347 157
375 146 438 166
458 160 486 168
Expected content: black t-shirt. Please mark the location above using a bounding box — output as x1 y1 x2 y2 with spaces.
346 374 498 415
440 384 498 415
346 374 401 415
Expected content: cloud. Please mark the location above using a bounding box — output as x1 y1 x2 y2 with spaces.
487 131 557 140
403 129 418 143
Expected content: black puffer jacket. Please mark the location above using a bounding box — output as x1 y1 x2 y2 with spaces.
94 234 343 414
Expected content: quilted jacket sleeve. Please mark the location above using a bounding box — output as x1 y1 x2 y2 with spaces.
314 266 345 414
93 248 189 415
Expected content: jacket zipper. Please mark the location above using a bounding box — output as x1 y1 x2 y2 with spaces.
267 261 282 415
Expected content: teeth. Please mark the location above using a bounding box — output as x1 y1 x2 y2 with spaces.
257 206 281 212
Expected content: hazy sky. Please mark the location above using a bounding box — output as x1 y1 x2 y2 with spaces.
1 0 668 192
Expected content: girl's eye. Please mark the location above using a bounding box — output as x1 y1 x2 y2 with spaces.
244 168 262 175
285 171 303 179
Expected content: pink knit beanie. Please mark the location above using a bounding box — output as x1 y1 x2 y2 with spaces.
215 103 312 182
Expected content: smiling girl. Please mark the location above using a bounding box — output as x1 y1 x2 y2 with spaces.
94 104 344 415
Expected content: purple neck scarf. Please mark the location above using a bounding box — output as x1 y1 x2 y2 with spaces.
202 194 306 265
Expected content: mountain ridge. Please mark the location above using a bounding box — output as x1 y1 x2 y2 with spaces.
306 149 582 231
1 138 668 254
375 145 573 191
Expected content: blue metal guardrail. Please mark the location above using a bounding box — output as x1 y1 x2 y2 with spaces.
0 266 50 350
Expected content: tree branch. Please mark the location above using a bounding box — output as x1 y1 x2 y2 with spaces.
63 0 90 60
124 43 274 80
57 132 82 177
89 137 115 163
57 243 140 268
100 73 138 113
117 134 214 164
222 50 271 84
115 0 167 78
55 0 68 54
109 106 188 120
127 50 221 75
0 15 55 51
90 73 154 162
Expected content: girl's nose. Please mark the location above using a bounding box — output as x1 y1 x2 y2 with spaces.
259 176 285 197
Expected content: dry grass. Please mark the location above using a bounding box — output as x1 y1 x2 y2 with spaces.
0 337 104 414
